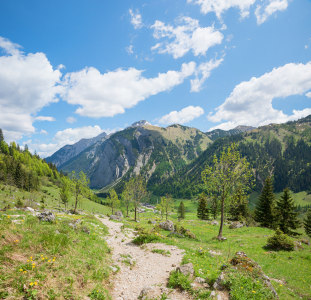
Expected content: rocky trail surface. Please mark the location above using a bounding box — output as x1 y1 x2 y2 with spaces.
97 216 192 300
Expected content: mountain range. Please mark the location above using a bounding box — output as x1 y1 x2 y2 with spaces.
45 121 255 190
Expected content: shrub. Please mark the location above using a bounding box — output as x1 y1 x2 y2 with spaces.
16 197 24 208
132 225 160 245
167 270 192 291
266 228 294 251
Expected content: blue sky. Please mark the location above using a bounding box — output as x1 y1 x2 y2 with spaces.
0 0 311 157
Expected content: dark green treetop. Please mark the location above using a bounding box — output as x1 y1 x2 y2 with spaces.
276 188 301 236
303 209 311 238
177 201 186 220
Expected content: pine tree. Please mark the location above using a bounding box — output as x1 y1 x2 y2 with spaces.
303 209 311 238
0 128 4 142
177 201 186 220
197 192 209 220
276 188 301 236
254 176 276 229
14 162 22 189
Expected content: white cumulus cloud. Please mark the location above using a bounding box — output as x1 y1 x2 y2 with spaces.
40 130 48 135
35 116 56 122
129 9 143 29
306 92 311 98
159 106 204 124
66 116 77 123
255 0 289 25
187 0 256 20
208 62 311 130
191 57 224 92
61 62 196 118
126 45 134 54
0 36 63 142
151 16 223 59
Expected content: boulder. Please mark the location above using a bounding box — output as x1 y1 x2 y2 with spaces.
37 211 55 222
159 220 174 231
229 221 244 229
213 273 225 290
25 207 34 212
194 277 206 283
139 286 153 298
109 215 121 221
211 220 219 226
115 211 123 218
176 263 194 276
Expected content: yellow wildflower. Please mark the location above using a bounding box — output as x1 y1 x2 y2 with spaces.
19 269 23 272
29 282 33 286
34 282 38 285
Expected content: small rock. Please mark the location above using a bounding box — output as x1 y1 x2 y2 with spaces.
211 220 219 226
109 266 118 273
213 273 225 290
159 220 174 231
139 286 152 298
229 221 244 229
203 283 210 288
37 211 55 222
25 207 34 212
172 264 176 267
55 230 60 234
210 291 216 297
176 263 194 276
194 277 205 283
115 211 123 218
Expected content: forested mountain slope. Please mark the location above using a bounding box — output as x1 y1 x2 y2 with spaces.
152 115 311 198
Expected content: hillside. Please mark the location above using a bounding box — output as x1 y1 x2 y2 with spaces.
57 122 214 190
45 131 107 167
152 115 311 199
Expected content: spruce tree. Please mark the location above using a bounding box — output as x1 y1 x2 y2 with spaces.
177 201 186 220
254 176 276 229
0 128 4 142
303 209 311 238
197 192 209 220
276 188 301 236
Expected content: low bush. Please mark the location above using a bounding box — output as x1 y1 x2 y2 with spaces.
266 228 294 251
132 225 161 245
167 270 192 291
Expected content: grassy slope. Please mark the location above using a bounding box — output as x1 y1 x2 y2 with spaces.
0 182 112 299
124 212 311 300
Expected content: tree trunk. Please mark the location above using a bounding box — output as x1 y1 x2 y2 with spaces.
74 193 78 213
135 207 137 221
166 208 168 221
218 198 225 238
126 205 129 217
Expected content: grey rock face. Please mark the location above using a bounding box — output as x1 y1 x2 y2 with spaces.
159 220 174 231
37 211 55 222
176 263 194 276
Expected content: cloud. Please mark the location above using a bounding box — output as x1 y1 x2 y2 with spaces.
208 62 311 130
305 45 309 50
306 92 311 98
61 62 196 118
66 116 77 123
191 57 224 92
159 106 204 124
226 34 233 42
126 45 134 54
151 16 223 59
40 129 48 135
255 0 289 25
35 116 56 122
187 0 256 20
129 9 143 29
28 125 122 158
0 36 63 142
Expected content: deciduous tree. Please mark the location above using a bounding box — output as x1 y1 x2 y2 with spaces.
201 143 252 239
107 189 120 215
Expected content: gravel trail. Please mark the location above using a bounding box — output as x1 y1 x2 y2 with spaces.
97 216 191 300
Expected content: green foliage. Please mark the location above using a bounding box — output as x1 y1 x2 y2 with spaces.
202 143 253 238
267 228 294 251
132 225 160 245
158 195 174 221
254 177 276 229
223 269 277 300
167 270 192 291
177 201 186 219
303 209 311 238
0 129 4 143
106 189 120 215
151 249 171 256
275 188 301 236
197 192 209 220
229 188 249 221
16 197 24 208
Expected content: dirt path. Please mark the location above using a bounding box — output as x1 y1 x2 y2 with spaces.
97 216 191 300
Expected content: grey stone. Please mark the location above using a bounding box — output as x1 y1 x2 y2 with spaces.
211 220 219 226
229 221 244 229
213 273 225 290
115 211 123 218
25 207 34 212
37 211 55 222
159 220 174 231
176 263 194 276
68 223 76 228
194 277 206 283
139 286 152 298
109 266 118 273
210 291 216 297
110 215 121 221
55 230 60 234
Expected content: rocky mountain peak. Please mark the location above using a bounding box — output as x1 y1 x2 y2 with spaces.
128 120 151 128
